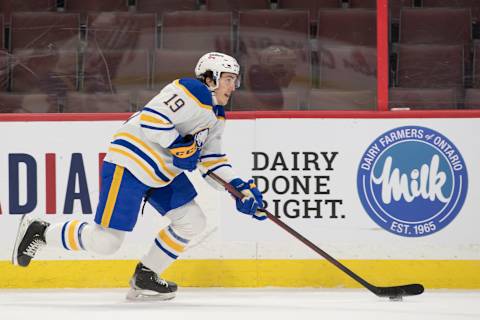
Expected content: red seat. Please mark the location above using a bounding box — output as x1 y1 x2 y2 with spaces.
64 92 132 112
349 0 413 21
64 0 129 12
0 15 4 50
161 11 232 53
278 0 341 23
136 0 197 16
0 51 7 91
205 0 270 13
423 0 480 22
471 40 480 87
389 87 458 109
396 44 464 88
86 12 157 50
0 0 56 22
11 49 78 94
153 49 201 90
318 9 376 47
318 45 376 90
230 90 299 111
400 8 471 45
390 0 414 21
238 10 309 54
83 50 150 93
11 12 80 50
348 0 376 7
464 88 480 109
0 93 59 113
307 89 375 109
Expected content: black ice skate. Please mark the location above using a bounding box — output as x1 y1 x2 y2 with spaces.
126 263 178 301
12 215 50 267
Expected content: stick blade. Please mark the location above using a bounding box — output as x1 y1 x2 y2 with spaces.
374 284 424 298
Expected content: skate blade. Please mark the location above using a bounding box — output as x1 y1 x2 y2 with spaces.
11 215 29 266
126 288 176 301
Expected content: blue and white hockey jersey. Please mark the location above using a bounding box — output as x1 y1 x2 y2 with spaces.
103 78 237 188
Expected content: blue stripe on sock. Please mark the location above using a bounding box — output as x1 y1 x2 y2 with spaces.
167 226 189 244
154 238 178 259
61 222 69 250
77 222 87 250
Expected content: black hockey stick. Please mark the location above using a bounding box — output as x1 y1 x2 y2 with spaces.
208 171 424 299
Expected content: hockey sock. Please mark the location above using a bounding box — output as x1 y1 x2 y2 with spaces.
141 226 190 275
45 220 88 251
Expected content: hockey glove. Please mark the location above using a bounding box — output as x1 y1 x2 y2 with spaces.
230 178 266 221
168 135 200 171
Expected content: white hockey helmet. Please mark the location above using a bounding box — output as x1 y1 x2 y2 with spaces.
195 52 241 90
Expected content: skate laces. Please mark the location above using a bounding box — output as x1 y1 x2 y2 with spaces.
24 237 45 257
152 273 169 287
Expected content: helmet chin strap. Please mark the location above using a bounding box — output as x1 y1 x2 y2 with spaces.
212 92 219 106
206 81 219 105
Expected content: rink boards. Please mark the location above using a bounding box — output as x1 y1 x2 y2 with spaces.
0 113 479 288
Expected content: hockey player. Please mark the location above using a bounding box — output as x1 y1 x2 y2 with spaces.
12 52 266 301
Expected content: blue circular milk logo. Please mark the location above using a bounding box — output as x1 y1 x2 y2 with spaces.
357 126 468 237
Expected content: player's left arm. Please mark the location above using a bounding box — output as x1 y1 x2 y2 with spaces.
198 123 265 220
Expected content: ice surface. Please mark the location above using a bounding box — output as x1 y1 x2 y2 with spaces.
0 288 478 320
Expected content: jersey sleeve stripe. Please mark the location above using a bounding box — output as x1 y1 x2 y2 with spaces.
108 146 168 185
140 124 175 131
142 107 173 123
140 114 171 126
112 139 171 182
174 80 212 111
200 158 228 168
114 132 175 178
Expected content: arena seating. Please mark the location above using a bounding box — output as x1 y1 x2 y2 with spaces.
0 15 4 50
307 89 375 109
0 2 479 112
317 9 377 47
349 0 413 21
82 49 150 93
11 49 78 94
389 87 458 109
10 12 80 51
238 9 309 53
400 8 471 45
396 44 464 88
464 88 480 108
86 12 156 50
64 0 129 13
136 0 197 16
317 45 376 90
0 52 8 91
0 0 56 21
161 11 233 53
230 90 300 110
205 0 270 14
423 0 480 22
152 49 201 89
63 92 132 112
0 93 59 113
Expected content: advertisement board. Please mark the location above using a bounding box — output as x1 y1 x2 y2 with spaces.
0 115 479 288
